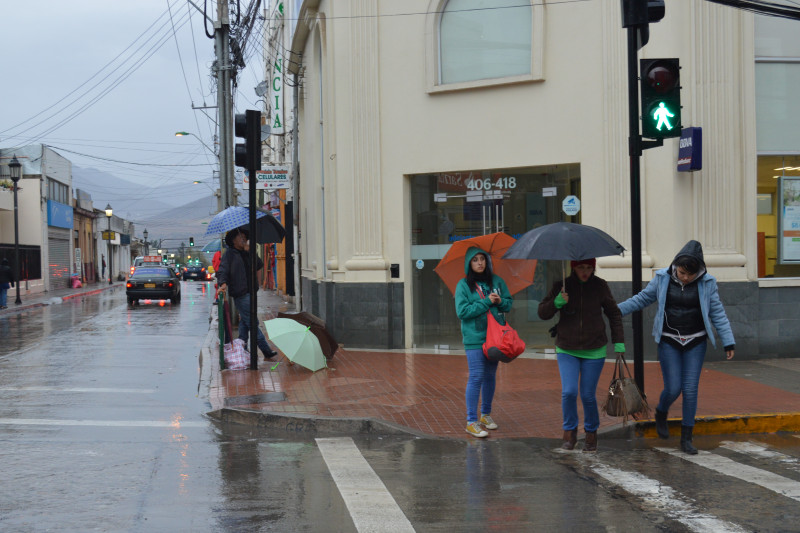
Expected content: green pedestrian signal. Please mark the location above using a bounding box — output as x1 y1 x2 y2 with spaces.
640 58 681 139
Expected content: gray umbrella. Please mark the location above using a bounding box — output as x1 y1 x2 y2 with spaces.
503 222 624 288
503 222 624 261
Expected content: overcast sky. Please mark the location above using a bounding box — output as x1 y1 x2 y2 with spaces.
0 0 267 214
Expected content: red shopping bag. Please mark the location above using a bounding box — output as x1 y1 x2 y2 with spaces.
483 312 525 363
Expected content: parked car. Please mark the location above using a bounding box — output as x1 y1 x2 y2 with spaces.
126 266 181 305
182 264 211 281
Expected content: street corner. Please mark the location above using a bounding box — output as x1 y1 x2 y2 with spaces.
205 408 429 440
632 412 800 438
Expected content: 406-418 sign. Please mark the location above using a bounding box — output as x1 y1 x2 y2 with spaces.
466 176 517 191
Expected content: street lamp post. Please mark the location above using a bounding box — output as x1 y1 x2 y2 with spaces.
105 204 113 284
143 228 149 256
9 155 22 304
176 131 228 208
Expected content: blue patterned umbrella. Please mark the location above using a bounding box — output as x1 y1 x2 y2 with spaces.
204 206 267 235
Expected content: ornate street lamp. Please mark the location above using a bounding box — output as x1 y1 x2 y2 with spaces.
105 204 113 284
9 155 22 304
143 228 149 256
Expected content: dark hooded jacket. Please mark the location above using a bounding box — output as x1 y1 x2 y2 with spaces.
618 240 735 351
216 231 263 298
538 269 624 351
0 259 15 287
454 247 513 349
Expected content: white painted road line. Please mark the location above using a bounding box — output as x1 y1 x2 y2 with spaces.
0 418 206 428
720 441 800 473
588 462 748 533
658 448 800 503
316 437 415 533
0 387 156 393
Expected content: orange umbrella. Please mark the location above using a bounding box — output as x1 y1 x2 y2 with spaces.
433 232 537 296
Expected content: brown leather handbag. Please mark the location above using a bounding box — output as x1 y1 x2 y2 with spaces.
603 354 650 423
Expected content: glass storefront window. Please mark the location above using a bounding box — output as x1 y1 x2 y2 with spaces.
757 155 800 277
410 164 580 350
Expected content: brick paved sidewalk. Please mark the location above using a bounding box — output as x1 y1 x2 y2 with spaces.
205 293 800 440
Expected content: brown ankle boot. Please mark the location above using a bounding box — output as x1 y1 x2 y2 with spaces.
583 431 597 452
561 429 577 450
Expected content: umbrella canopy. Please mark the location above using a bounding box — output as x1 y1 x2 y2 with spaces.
277 311 339 359
264 318 327 372
205 206 267 236
433 232 537 296
201 238 222 253
250 211 286 244
503 222 624 261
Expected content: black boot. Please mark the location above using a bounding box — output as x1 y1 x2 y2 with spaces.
680 425 698 455
655 409 669 439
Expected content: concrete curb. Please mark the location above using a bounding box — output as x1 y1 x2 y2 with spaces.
206 408 433 439
601 412 800 439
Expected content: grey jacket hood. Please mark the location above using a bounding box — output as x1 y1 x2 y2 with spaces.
670 240 707 285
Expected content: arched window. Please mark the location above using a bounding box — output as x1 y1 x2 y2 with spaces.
439 0 532 84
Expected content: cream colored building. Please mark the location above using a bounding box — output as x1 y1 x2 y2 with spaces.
268 0 799 358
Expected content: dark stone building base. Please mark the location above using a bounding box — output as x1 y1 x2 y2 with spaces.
302 278 404 349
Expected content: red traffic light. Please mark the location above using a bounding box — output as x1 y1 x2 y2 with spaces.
644 60 679 94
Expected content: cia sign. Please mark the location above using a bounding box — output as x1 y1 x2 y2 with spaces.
562 195 581 216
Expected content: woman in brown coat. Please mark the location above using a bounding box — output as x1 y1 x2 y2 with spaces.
538 258 625 451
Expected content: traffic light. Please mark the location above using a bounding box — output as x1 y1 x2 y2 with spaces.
640 58 681 139
621 0 665 49
162 254 168 263
189 237 194 247
234 110 262 171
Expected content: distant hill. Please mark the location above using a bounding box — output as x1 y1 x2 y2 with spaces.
137 195 220 253
72 165 219 251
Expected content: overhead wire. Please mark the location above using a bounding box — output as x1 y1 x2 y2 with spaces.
0 3 175 139
4 6 194 148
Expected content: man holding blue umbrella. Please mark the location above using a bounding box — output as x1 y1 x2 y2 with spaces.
216 227 278 360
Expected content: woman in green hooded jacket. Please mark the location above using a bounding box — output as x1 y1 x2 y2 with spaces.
455 247 513 438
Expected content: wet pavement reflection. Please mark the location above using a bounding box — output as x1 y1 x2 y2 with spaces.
2 283 799 531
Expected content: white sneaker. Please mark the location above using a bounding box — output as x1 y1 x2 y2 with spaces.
466 421 488 438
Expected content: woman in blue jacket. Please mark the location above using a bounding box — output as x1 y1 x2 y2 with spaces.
455 247 513 438
617 240 735 454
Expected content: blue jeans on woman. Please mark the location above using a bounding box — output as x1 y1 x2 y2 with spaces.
0 287 7 308
465 348 498 424
234 293 271 356
557 353 606 432
657 340 707 426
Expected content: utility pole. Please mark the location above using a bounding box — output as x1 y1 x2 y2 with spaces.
216 0 235 208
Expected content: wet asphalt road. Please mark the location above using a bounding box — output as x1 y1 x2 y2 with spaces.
1 283 800 532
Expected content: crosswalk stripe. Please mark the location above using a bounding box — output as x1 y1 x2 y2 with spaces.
0 387 155 393
587 462 747 532
657 448 800 502
316 437 415 533
0 418 206 428
720 441 800 474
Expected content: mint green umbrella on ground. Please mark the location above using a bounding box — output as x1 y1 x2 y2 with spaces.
264 318 327 372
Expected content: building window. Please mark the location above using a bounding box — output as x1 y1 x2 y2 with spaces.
426 0 544 93
439 0 531 84
48 179 69 204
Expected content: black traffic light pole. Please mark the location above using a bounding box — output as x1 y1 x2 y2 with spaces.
236 110 262 370
624 2 663 393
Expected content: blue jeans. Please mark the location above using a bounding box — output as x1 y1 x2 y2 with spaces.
465 348 498 424
234 293 271 355
0 287 7 307
557 353 606 432
657 340 707 427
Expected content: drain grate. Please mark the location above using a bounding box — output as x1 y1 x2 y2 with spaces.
224 392 287 406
